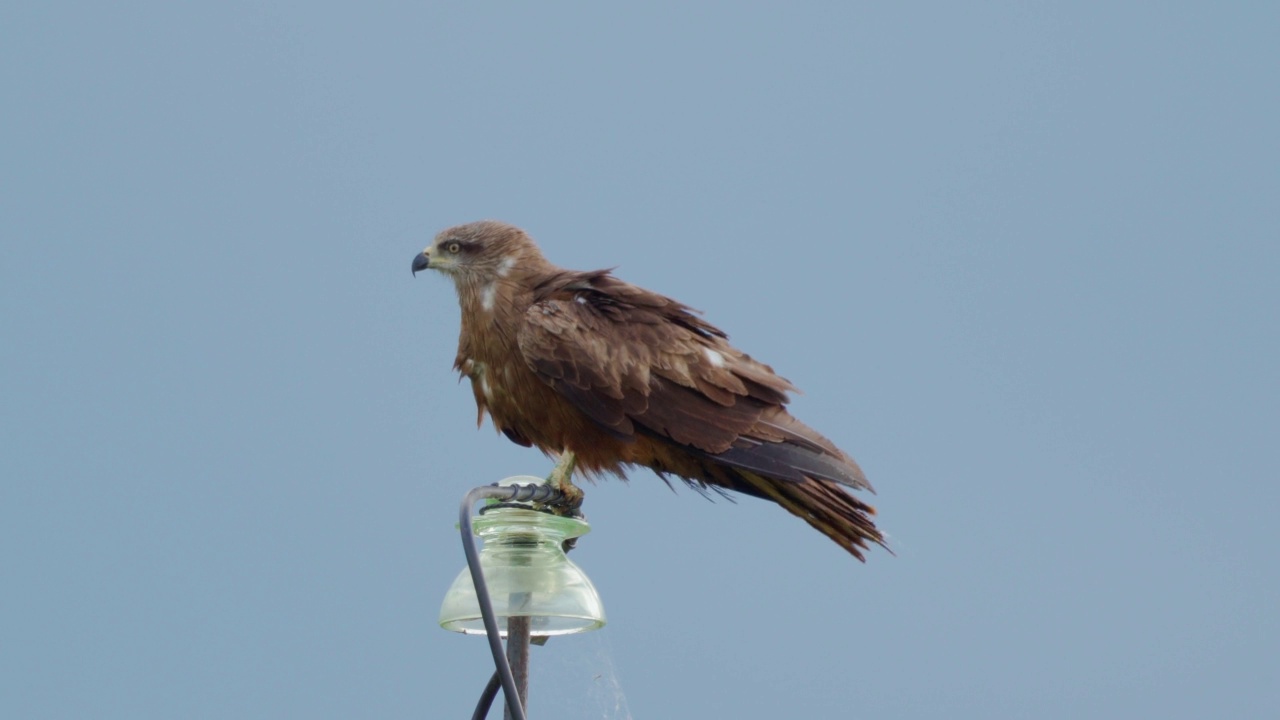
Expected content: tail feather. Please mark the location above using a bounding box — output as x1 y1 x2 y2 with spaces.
735 469 887 561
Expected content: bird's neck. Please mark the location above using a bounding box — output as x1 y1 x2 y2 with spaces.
454 275 528 359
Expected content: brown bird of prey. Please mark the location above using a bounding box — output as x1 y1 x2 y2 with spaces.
413 221 884 559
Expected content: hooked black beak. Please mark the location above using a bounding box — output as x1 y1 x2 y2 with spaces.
411 250 431 276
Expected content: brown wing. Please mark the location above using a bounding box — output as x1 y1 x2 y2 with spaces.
516 270 871 492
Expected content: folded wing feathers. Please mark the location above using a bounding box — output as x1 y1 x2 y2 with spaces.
522 268 869 491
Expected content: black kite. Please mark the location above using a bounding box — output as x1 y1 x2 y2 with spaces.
413 221 884 559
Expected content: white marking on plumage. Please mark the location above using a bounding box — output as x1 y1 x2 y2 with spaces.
481 282 497 311
703 347 726 368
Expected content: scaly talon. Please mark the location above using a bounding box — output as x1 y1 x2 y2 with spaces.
546 450 583 514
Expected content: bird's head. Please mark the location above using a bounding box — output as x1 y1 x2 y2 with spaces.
412 220 546 285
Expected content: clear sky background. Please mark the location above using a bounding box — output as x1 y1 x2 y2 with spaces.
3 3 1277 718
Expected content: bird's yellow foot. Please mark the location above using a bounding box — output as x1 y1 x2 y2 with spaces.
546 451 583 514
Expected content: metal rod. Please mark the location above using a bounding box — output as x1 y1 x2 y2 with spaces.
461 486 528 720
460 481 573 719
504 616 531 720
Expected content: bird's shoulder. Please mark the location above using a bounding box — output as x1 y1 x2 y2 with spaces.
516 267 796 408
525 267 726 339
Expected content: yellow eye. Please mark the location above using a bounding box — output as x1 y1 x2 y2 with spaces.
446 242 461 254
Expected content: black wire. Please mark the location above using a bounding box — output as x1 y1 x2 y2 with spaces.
460 483 570 720
471 672 500 720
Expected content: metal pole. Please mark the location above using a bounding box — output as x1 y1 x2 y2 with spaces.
457 481 575 719
504 616 531 720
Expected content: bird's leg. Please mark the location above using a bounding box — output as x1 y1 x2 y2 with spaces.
546 450 583 514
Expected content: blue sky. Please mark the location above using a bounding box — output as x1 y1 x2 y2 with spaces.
3 3 1277 718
